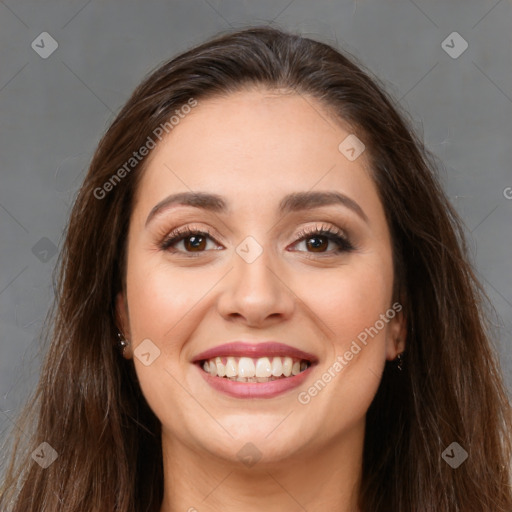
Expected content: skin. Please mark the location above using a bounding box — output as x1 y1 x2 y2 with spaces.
116 88 406 512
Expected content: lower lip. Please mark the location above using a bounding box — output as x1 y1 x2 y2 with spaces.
196 364 315 399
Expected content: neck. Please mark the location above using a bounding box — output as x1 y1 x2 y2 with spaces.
159 424 364 512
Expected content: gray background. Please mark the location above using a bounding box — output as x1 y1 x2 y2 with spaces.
1 0 511 448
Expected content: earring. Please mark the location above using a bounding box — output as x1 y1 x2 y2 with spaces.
396 351 404 371
117 332 129 356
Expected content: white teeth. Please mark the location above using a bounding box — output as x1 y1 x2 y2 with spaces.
201 355 311 380
255 357 272 378
225 357 237 377
271 357 283 377
238 357 255 378
215 356 226 377
282 357 293 377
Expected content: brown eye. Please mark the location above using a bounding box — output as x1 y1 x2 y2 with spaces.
160 228 221 255
304 236 329 252
182 234 207 252
292 226 355 255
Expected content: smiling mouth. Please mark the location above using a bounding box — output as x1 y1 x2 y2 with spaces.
198 355 311 383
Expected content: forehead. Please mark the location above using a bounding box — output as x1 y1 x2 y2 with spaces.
133 89 384 226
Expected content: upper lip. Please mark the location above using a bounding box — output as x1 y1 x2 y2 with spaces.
192 341 318 364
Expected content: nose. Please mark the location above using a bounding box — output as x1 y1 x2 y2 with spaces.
216 245 295 328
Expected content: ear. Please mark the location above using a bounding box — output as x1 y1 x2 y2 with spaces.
115 291 132 359
385 302 406 361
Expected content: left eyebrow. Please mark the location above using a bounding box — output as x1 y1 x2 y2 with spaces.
278 191 368 223
145 190 368 227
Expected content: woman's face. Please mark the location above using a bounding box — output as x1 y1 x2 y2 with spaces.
117 89 405 465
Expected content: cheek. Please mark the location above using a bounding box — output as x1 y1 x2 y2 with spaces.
291 262 395 439
125 257 209 341
124 258 211 424
299 259 394 347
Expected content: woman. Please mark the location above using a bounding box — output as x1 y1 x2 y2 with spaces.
1 26 511 511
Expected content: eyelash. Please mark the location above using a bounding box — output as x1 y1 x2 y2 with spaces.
294 225 355 255
159 224 355 257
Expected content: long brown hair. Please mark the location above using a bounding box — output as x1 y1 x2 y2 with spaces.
1 26 511 511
